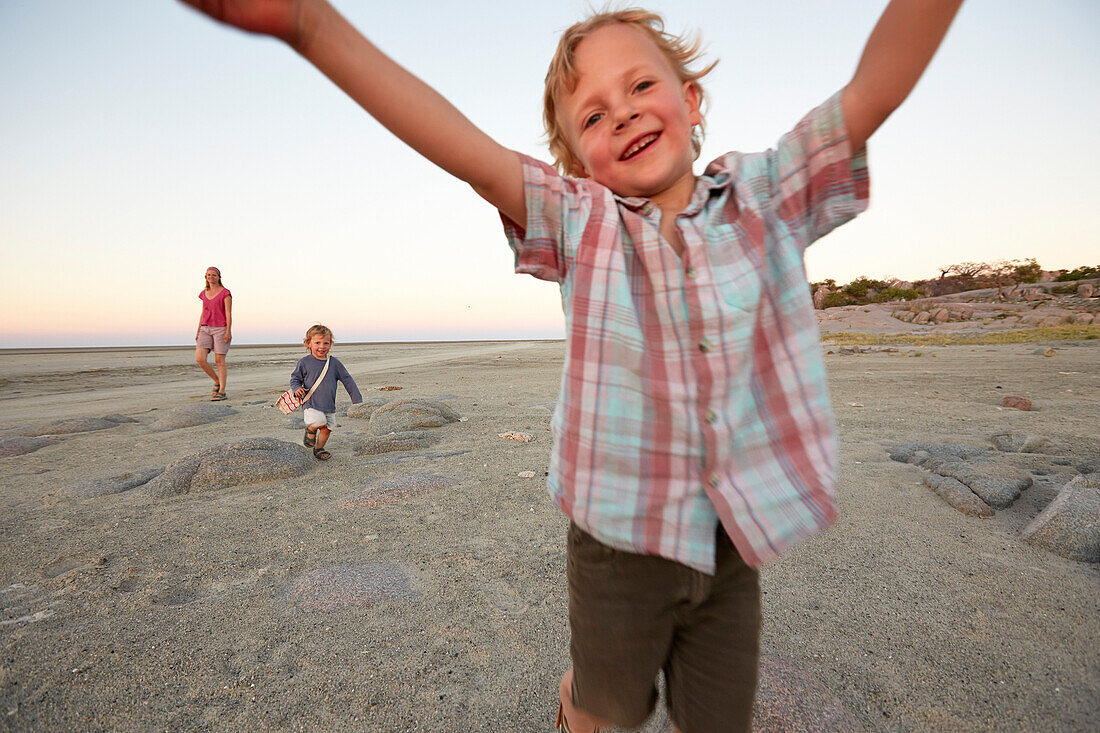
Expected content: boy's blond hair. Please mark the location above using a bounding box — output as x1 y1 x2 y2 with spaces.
303 324 334 345
543 8 717 177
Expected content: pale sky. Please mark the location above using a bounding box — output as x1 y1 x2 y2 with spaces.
1 1 1097 347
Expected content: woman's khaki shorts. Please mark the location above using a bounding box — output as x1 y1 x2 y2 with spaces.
196 325 229 354
567 523 761 732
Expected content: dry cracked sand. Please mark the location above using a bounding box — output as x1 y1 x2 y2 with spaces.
1 339 1097 731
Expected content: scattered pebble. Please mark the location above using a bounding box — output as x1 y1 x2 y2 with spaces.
498 432 535 443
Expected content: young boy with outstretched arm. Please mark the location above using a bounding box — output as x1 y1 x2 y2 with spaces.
181 1 964 730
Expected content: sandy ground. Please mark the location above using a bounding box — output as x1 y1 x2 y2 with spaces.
1 339 1097 731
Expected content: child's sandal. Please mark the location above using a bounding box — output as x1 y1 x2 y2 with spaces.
211 391 227 401
312 448 331 461
303 428 318 448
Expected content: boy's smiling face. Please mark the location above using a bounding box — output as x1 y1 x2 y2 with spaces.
307 334 331 360
558 23 701 206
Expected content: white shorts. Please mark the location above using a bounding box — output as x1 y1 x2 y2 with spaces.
303 408 336 430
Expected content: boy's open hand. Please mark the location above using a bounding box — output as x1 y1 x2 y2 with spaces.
294 387 307 399
178 0 302 44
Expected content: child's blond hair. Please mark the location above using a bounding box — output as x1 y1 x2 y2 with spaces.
303 324 334 345
543 8 718 177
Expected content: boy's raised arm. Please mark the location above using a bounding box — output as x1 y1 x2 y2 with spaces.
179 0 526 224
842 0 965 151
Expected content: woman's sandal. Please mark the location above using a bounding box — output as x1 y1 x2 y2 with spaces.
555 703 600 733
303 428 318 448
312 448 331 461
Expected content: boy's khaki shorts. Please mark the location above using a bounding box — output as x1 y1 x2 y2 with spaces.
567 523 761 732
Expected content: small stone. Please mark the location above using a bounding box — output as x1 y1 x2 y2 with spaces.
1001 396 1032 411
498 431 535 443
518 471 537 478
378 386 403 391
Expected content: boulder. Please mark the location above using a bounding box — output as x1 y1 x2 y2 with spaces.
912 311 931 325
61 468 164 498
142 438 313 498
922 474 994 517
346 397 390 419
923 458 1032 509
1020 474 1100 563
1077 283 1095 298
147 404 238 432
20 414 136 437
989 432 1064 455
1070 313 1094 325
0 436 58 457
369 399 460 435
887 443 986 466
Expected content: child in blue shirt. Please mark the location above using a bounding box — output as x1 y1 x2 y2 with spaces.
290 323 363 460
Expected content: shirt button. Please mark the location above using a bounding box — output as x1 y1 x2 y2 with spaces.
698 338 711 353
706 410 718 424
686 267 697 280
709 473 720 488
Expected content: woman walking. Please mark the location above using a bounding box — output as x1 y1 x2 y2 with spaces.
195 266 232 401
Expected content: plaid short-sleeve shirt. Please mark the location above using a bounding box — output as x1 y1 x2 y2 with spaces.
502 92 869 572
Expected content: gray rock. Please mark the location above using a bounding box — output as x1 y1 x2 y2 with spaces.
282 563 416 612
142 438 313 498
20 414 135 437
1021 474 1100 563
337 473 454 508
62 468 164 498
354 430 440 455
147 404 238 432
924 458 1032 509
922 474 995 517
0 436 58 457
989 432 1065 455
369 399 461 435
1078 457 1100 474
887 443 986 466
345 397 390 419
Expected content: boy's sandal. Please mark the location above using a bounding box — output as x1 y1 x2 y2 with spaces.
555 703 600 733
303 428 318 448
211 392 227 401
211 386 220 398
312 448 331 461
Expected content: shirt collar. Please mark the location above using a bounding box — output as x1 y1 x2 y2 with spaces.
610 170 732 218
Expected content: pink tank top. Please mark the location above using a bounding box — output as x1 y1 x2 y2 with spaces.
199 288 231 327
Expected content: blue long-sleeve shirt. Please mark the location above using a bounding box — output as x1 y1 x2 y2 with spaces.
289 355 362 413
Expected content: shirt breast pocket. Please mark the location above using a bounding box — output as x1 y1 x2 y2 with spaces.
705 222 763 314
